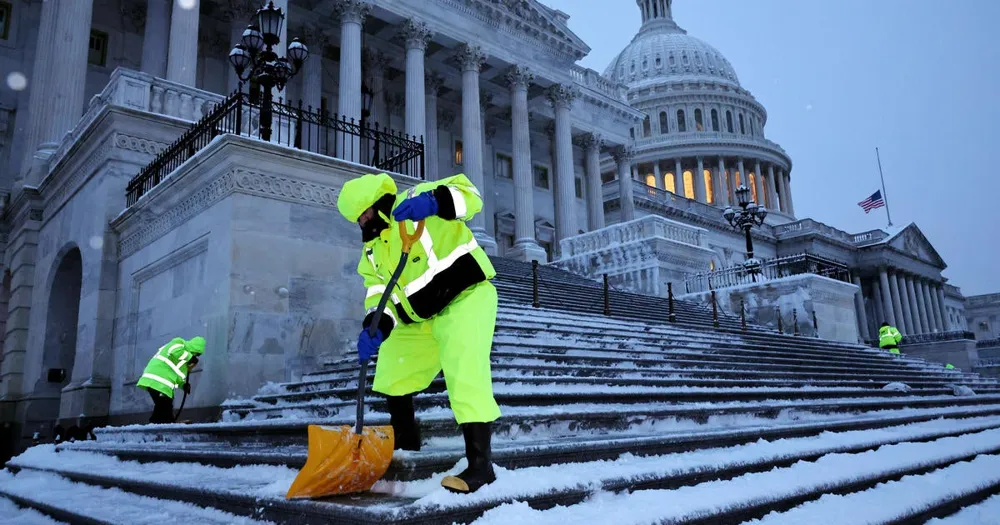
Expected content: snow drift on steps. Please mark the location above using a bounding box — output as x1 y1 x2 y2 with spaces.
464 425 1000 524
0 497 66 525
928 493 1000 524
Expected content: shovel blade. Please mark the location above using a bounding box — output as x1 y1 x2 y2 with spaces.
285 424 395 499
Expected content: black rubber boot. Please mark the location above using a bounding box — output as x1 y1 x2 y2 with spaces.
441 422 496 494
386 394 421 451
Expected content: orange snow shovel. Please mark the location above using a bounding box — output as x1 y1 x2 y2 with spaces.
286 220 425 499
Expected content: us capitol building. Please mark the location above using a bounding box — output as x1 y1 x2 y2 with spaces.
0 0 996 447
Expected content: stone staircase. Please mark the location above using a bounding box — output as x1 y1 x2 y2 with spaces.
3 260 1000 524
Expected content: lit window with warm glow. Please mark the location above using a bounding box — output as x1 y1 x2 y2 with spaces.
710 260 716 271
734 170 741 187
454 140 463 165
664 173 676 193
683 170 695 199
704 169 714 203
646 174 657 187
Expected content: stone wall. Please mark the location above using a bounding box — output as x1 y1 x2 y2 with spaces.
109 134 416 420
680 273 861 343
902 338 979 373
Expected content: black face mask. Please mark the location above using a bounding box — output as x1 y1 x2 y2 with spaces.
360 194 395 242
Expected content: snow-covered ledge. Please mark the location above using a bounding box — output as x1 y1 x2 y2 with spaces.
554 215 716 297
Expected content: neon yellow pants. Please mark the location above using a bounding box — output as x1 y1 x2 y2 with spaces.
372 281 501 425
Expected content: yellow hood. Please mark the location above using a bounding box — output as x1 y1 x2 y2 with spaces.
337 173 398 222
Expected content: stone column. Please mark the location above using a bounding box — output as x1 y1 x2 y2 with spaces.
694 157 706 203
141 0 171 79
455 43 496 253
613 147 635 222
653 162 662 190
400 19 432 142
895 273 920 334
716 158 729 206
870 279 885 333
753 160 765 206
363 49 390 128
883 269 900 329
424 74 443 180
783 172 795 216
39 0 96 160
504 66 544 261
914 279 931 333
548 84 578 254
335 0 369 157
483 120 497 240
853 275 871 341
166 0 199 86
936 285 950 331
904 277 922 333
673 159 683 195
928 282 944 332
736 158 746 190
583 133 605 231
775 168 787 213
19 0 61 177
919 279 938 332
299 30 324 112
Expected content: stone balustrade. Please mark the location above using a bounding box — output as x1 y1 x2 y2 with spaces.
48 68 225 173
630 131 790 158
560 213 706 259
570 64 628 102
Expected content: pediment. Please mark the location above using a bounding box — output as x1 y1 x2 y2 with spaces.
887 223 946 268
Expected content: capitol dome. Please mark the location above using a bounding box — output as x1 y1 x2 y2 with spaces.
599 0 796 223
602 5 740 89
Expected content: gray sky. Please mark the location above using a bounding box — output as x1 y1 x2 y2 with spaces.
542 0 999 296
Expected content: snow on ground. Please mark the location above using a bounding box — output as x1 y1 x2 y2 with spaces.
883 382 912 392
927 493 1000 524
744 454 1000 524
0 469 273 524
465 426 1000 524
0 497 66 525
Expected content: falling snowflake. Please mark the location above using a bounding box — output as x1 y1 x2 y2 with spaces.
89 236 104 250
6 72 26 91
805 104 813 111
178 0 197 9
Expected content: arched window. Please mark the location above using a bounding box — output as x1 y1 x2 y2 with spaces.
642 115 651 137
642 58 648 70
664 173 676 193
659 111 668 133
645 174 657 187
739 114 746 134
749 173 758 202
695 109 704 131
711 109 719 131
677 109 686 132
703 169 714 204
682 53 689 66
683 170 695 199
655 55 662 68
726 111 734 133
669 54 675 67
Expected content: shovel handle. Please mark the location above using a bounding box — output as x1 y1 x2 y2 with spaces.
399 220 425 253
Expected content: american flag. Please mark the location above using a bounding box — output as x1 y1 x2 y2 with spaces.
858 190 885 213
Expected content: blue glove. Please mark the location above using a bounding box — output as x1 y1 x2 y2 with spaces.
358 328 384 364
392 192 438 222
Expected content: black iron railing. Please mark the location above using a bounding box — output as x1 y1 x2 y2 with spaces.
125 91 425 207
683 253 851 294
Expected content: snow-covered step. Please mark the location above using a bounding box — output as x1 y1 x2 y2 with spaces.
25 418 1000 524
741 454 1000 524
0 498 65 525
64 409 1000 482
0 468 269 525
928 493 1000 524
465 427 1000 525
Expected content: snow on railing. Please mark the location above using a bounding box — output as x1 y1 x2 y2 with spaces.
570 64 627 102
559 214 707 259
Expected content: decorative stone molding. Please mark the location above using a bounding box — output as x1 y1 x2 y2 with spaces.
505 65 534 90
398 19 433 51
546 84 579 109
222 0 260 23
611 145 634 164
454 43 487 73
333 0 372 25
42 139 114 216
114 133 170 156
118 167 343 259
425 73 445 95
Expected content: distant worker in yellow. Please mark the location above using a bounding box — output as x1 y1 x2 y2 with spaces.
136 336 205 424
878 322 903 355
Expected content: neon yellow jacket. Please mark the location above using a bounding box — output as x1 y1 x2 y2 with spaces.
136 337 205 398
338 172 496 338
879 325 902 348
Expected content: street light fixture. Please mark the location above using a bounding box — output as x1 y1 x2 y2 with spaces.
228 1 309 141
723 184 768 274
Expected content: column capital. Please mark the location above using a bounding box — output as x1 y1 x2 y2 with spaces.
504 65 534 90
454 43 487 73
546 83 578 110
575 132 604 152
611 145 634 164
222 0 259 23
398 19 433 51
299 26 331 50
334 0 372 25
425 72 445 95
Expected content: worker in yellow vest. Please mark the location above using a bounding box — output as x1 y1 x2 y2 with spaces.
878 322 903 355
136 336 205 423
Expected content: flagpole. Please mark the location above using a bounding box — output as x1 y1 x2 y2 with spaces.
875 147 893 227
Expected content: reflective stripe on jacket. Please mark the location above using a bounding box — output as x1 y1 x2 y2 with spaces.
136 338 193 398
358 173 496 338
879 325 902 348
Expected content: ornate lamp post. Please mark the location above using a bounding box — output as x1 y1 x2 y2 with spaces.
228 1 309 141
724 184 768 274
